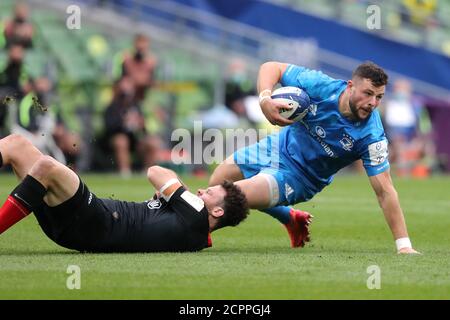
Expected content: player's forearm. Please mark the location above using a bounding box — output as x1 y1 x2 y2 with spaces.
257 61 283 93
378 190 409 240
147 166 178 190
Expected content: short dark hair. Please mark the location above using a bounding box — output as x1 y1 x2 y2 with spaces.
214 180 249 231
352 61 388 87
134 33 149 42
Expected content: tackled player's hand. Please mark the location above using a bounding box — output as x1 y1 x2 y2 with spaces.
397 247 421 254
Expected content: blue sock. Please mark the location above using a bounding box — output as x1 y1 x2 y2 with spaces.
261 206 292 224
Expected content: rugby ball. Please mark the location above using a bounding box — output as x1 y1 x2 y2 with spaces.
271 86 310 121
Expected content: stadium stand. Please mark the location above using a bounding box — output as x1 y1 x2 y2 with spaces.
268 0 450 57
2 0 449 173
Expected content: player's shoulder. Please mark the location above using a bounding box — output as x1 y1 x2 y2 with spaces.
356 110 386 143
366 109 384 131
169 187 207 214
283 65 346 100
284 64 334 80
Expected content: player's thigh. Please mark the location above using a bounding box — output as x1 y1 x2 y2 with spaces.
209 154 244 186
41 159 80 207
234 175 271 209
263 168 315 207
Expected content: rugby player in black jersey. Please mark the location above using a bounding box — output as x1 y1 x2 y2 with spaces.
0 134 249 252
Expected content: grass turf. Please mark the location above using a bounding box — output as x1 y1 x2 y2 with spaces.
1 173 449 299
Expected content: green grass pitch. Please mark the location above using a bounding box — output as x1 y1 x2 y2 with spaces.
1 173 449 299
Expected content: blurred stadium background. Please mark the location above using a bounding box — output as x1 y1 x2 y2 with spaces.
1 0 449 176
1 0 450 300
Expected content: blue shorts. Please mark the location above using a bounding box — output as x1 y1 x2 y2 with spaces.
233 134 317 207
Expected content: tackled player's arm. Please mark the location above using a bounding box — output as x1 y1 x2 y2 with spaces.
369 170 420 254
147 166 184 200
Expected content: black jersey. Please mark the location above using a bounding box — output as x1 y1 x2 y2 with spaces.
99 186 210 252
33 181 211 253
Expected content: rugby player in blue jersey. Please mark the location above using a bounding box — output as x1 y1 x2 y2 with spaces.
210 61 419 254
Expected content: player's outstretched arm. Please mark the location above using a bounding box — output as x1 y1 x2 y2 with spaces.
369 170 420 254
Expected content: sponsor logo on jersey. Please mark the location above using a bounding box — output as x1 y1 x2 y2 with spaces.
284 183 294 199
88 192 93 205
339 134 355 151
368 139 388 165
320 140 335 157
13 193 32 208
147 199 162 210
315 126 326 138
376 142 382 150
302 121 336 158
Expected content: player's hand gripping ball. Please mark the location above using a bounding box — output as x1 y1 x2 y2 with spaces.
271 86 310 121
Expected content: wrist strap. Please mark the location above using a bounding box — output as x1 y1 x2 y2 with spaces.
159 178 180 201
395 237 412 250
259 89 272 104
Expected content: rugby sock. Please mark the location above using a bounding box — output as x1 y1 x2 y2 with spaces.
0 175 47 235
261 206 291 224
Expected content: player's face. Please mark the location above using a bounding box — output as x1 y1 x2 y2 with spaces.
135 38 149 53
348 78 385 120
197 185 226 210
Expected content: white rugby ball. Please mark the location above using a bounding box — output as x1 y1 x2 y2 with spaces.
271 86 310 121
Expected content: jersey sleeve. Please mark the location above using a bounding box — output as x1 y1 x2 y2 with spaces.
360 138 390 176
280 64 340 101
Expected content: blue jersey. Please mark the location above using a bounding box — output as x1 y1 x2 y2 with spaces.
278 64 390 192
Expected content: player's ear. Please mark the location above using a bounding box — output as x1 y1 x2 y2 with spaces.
347 80 356 94
347 79 353 89
211 207 224 218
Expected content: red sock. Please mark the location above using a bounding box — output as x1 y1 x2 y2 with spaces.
0 196 31 235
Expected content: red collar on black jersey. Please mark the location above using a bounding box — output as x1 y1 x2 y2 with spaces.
207 233 213 247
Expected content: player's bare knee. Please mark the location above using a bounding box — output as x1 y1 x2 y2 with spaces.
30 155 59 182
208 166 223 186
223 155 235 165
2 134 32 163
210 160 243 186
7 133 26 144
7 134 31 152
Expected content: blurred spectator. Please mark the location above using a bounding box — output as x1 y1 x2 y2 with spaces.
103 77 162 177
10 77 67 164
401 0 437 27
0 43 26 92
225 58 258 127
50 94 83 169
52 118 83 169
384 79 419 143
114 34 158 104
0 44 27 135
3 2 34 49
383 79 433 177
